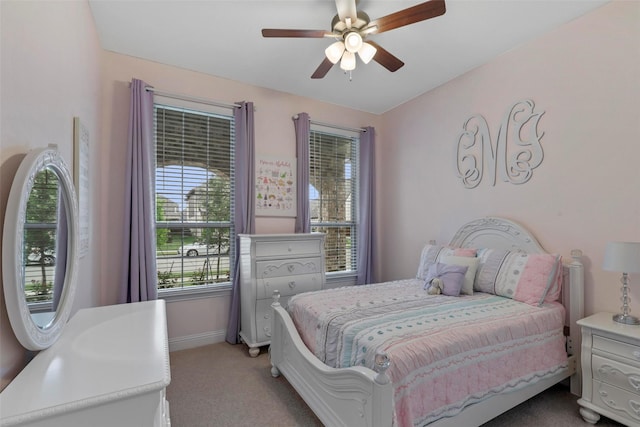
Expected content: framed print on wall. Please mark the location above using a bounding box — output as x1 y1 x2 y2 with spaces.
73 117 89 257
255 155 296 217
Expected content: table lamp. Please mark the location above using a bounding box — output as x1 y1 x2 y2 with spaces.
603 241 640 325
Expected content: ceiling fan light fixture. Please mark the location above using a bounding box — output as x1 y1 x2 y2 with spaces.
340 50 356 71
344 31 363 53
358 42 377 64
325 41 346 64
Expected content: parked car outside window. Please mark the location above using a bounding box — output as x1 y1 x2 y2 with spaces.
177 242 229 257
27 248 55 266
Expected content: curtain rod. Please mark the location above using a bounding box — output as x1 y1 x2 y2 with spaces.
293 114 366 133
145 86 244 110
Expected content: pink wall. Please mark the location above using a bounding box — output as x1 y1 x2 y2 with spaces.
378 1 640 317
98 52 380 344
0 0 102 389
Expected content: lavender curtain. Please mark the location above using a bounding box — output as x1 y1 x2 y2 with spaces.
356 127 376 285
226 101 255 344
52 187 67 311
118 78 158 303
293 113 311 233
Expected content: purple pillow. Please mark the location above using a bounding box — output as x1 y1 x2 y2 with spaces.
424 262 468 296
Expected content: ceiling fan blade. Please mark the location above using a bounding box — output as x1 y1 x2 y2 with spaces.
367 41 404 72
311 57 335 79
262 29 330 38
335 0 357 24
366 0 446 35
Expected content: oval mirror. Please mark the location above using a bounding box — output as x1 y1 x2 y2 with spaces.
2 146 79 350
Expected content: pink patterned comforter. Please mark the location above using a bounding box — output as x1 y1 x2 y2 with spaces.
287 279 568 427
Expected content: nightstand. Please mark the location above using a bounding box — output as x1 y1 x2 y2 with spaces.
578 312 640 426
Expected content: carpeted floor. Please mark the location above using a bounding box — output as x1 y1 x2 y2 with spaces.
166 342 624 427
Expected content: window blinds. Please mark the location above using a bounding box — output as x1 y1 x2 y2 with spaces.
309 129 359 273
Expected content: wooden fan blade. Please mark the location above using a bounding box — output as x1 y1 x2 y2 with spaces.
311 57 335 79
335 0 358 24
367 41 404 72
262 29 329 38
367 0 446 35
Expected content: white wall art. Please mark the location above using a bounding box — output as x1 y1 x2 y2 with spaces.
456 99 545 188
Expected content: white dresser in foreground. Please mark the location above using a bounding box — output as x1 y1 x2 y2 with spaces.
578 312 640 426
0 300 171 427
239 233 325 357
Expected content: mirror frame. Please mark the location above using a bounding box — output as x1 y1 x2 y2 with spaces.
2 146 79 350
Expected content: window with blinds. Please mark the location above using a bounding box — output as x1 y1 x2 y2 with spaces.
24 167 60 303
309 128 358 274
154 101 235 291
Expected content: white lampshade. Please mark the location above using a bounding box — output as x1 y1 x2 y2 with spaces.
325 41 345 64
340 51 356 71
344 32 363 53
358 42 377 64
603 241 640 273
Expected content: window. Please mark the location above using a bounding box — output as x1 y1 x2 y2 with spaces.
154 98 235 293
309 127 359 275
24 168 59 307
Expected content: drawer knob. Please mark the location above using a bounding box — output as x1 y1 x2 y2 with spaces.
630 376 640 391
631 400 640 415
264 326 271 338
288 246 292 252
289 281 296 289
633 350 640 361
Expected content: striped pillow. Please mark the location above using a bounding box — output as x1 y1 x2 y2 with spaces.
475 248 562 306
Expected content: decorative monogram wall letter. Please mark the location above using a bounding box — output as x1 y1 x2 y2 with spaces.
456 99 545 188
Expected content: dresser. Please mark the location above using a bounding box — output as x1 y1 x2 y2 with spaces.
239 233 325 357
578 312 640 426
0 300 171 427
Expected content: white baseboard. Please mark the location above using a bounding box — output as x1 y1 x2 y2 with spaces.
168 330 227 352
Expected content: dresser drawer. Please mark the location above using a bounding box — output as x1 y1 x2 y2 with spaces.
257 258 323 278
255 297 291 343
259 273 322 299
255 238 322 258
594 335 640 364
592 379 640 424
593 354 640 395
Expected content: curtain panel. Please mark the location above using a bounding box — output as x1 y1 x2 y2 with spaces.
119 78 158 303
357 127 376 285
293 113 311 233
226 101 256 344
52 191 67 310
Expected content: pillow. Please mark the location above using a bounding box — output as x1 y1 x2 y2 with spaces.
416 244 477 280
539 256 563 304
475 248 562 306
423 262 468 296
440 255 480 295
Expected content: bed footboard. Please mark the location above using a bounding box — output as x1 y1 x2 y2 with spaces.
270 292 394 427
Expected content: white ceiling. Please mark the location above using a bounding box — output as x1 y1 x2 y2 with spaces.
89 0 609 114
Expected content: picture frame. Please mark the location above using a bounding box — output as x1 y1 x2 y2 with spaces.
255 155 296 217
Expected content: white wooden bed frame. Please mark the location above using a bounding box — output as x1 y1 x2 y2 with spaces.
269 217 584 427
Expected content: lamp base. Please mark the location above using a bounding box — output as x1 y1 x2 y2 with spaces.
613 313 640 325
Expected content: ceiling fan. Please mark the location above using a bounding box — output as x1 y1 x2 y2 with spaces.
261 0 446 79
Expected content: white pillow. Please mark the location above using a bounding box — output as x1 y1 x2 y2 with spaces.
440 255 480 296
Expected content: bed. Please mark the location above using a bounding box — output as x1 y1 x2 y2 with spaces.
268 217 584 427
